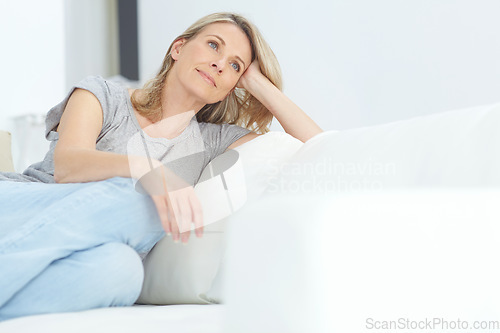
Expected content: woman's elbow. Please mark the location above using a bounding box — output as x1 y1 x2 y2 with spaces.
53 165 69 183
53 150 72 183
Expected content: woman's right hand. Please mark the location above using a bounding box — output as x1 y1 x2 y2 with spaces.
129 155 203 243
149 183 203 243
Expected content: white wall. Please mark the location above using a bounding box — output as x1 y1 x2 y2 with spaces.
0 0 118 172
3 0 499 170
0 0 66 171
65 0 119 91
138 0 500 131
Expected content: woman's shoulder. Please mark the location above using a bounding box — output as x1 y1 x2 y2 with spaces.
74 75 123 94
44 76 129 139
197 121 251 143
71 76 131 112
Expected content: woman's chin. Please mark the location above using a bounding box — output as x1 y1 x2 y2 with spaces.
200 93 226 105
186 87 222 105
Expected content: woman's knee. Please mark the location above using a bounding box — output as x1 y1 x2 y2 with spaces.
0 243 144 321
91 242 144 306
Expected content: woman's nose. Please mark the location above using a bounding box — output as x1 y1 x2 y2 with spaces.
211 61 224 73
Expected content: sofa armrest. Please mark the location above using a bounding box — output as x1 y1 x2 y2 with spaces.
0 130 15 172
223 190 500 333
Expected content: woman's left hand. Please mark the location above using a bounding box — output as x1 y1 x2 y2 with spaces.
236 60 265 91
235 60 324 143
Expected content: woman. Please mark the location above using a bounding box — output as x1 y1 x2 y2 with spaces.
0 12 322 320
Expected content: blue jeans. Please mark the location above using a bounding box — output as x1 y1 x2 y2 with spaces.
0 177 165 321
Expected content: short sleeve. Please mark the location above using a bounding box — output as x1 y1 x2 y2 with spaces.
44 76 119 142
199 122 252 161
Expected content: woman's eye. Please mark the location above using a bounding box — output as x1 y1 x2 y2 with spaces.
231 62 240 72
208 41 218 50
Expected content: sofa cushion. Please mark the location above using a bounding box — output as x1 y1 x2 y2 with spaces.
0 130 15 172
136 131 303 305
265 102 500 196
224 190 500 332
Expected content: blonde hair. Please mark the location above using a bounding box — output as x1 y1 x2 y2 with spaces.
131 12 282 134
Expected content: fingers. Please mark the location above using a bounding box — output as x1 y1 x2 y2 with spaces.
151 186 204 244
151 195 170 235
151 193 181 242
165 192 181 243
169 195 184 243
168 187 204 243
145 163 205 244
190 191 204 238
170 188 196 243
177 198 192 243
169 209 180 243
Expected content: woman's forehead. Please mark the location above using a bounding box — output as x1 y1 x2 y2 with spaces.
197 23 246 44
197 23 252 60
200 22 242 35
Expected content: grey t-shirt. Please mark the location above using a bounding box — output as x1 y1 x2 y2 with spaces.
0 76 251 185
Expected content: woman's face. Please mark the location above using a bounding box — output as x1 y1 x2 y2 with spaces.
170 22 253 105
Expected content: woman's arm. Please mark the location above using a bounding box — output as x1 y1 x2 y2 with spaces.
54 89 156 183
237 61 323 143
55 88 200 243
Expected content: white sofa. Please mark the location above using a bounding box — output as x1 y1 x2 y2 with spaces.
223 102 500 333
1 101 499 332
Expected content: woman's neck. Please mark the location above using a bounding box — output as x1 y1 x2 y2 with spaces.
130 88 196 140
152 76 202 139
145 110 195 139
160 71 205 120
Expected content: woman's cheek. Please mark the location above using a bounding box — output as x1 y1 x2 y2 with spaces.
227 76 239 89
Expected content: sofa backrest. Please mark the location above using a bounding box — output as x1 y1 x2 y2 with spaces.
0 130 15 172
265 102 500 195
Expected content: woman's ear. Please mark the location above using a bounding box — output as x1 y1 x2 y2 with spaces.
171 38 186 61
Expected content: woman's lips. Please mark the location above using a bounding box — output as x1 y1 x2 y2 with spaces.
197 69 216 87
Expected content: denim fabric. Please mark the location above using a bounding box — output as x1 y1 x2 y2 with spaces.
0 177 165 321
